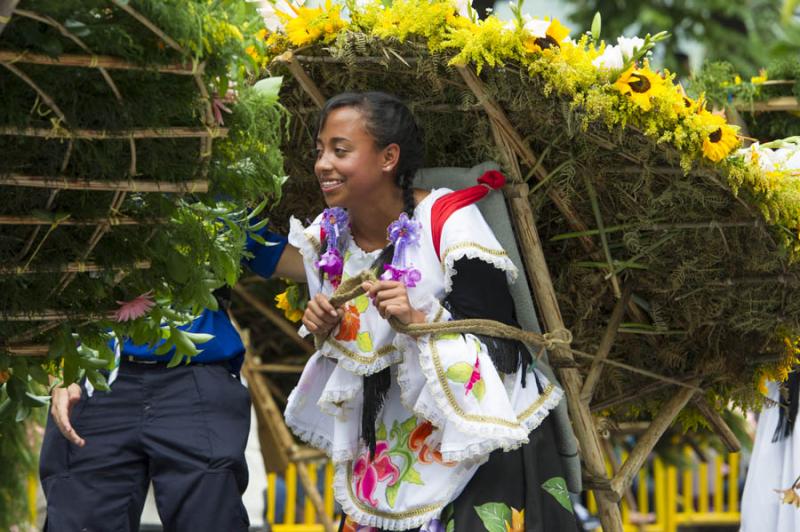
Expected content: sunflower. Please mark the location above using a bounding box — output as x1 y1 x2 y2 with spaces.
613 64 665 111
523 18 569 53
699 112 739 162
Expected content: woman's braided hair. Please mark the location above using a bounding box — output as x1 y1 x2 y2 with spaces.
316 92 425 457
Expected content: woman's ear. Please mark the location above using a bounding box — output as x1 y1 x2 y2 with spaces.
382 143 400 173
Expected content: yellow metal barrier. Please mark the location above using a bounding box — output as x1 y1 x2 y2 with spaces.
588 448 741 532
267 462 338 532
269 448 741 531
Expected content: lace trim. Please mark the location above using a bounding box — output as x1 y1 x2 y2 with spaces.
318 337 403 376
332 461 447 531
395 337 563 462
441 244 517 293
284 389 356 463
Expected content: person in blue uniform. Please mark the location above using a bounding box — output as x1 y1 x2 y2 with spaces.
40 228 304 532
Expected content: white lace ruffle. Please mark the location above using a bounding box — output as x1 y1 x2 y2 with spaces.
442 245 517 294
316 337 404 377
396 334 562 463
332 462 446 531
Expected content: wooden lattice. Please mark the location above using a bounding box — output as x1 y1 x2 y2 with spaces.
0 0 227 352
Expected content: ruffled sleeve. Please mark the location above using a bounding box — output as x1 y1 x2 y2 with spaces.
438 203 518 293
396 252 562 462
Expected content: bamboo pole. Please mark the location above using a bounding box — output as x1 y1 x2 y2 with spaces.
0 310 113 321
252 363 305 374
274 51 327 108
505 182 623 532
13 8 124 100
0 260 151 275
609 384 698 501
581 285 632 404
110 0 184 53
294 54 419 64
456 65 597 254
0 125 228 139
0 215 160 225
734 96 800 112
590 381 674 413
4 344 48 356
0 49 197 74
692 396 741 452
0 174 209 193
295 464 335 532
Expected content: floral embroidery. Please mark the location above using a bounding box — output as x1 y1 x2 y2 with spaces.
420 518 446 532
445 352 486 402
408 421 455 466
353 440 400 507
335 304 360 341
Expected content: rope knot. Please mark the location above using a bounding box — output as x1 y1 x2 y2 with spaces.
542 328 573 349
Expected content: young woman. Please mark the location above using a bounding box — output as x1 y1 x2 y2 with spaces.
286 91 578 531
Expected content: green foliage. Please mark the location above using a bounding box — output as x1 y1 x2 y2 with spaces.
566 0 783 77
0 0 285 437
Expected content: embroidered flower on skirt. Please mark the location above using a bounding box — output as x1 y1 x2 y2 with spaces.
352 440 400 507
317 207 349 287
381 212 423 286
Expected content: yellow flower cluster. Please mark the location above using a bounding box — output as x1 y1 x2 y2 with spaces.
283 0 346 47
260 0 800 259
275 289 304 322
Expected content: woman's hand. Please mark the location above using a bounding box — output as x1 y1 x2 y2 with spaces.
302 293 344 336
51 383 85 447
362 280 426 326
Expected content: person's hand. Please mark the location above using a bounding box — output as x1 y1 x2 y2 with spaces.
362 280 426 326
302 293 344 337
50 383 85 447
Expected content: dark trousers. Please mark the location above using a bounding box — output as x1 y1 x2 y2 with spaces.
40 361 252 532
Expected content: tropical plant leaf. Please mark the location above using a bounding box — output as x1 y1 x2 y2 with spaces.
473 502 511 532
541 476 574 513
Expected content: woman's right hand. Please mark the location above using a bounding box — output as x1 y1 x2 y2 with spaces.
302 293 344 337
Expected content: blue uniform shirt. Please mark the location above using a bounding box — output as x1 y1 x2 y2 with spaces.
119 228 288 364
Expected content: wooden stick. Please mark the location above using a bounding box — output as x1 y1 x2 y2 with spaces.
4 344 48 356
295 461 336 532
590 381 673 412
0 215 160 225
252 363 305 374
294 54 419 64
13 8 123 100
232 285 314 355
610 384 698 500
456 65 597 255
110 0 184 53
0 49 197 74
0 310 113 321
0 174 209 193
734 96 800 112
2 62 67 122
692 396 741 452
581 285 632 404
0 259 151 275
0 125 228 139
275 50 326 108
505 182 623 532
583 173 621 297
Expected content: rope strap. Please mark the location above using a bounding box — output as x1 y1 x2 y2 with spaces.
323 271 571 351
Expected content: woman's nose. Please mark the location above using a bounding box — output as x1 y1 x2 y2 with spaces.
315 151 333 173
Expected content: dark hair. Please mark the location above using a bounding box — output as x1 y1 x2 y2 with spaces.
317 92 425 457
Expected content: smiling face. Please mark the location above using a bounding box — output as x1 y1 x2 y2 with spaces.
314 106 398 210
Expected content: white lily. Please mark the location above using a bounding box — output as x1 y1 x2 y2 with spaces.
523 18 551 38
248 0 302 33
454 0 478 21
592 35 644 70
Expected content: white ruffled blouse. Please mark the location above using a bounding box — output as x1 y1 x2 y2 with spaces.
285 188 563 530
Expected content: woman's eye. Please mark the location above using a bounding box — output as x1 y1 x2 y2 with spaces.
334 148 347 156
